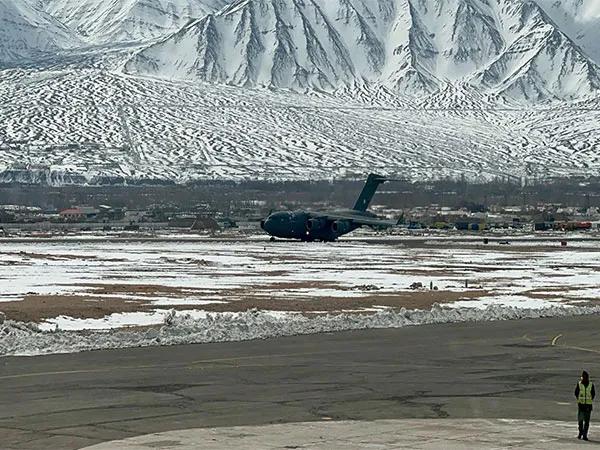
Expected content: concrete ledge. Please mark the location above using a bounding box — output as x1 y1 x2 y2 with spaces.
80 419 599 449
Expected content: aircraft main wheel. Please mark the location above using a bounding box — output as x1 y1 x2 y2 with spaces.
270 236 276 242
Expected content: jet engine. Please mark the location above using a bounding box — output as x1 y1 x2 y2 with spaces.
331 220 351 234
306 218 327 231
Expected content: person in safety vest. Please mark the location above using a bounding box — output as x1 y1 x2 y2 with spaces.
575 370 595 440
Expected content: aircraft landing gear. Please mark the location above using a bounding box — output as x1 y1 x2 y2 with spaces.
269 236 276 242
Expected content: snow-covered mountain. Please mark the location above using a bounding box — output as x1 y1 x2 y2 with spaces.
0 0 79 65
3 0 600 101
1 67 599 185
536 0 600 63
39 0 231 44
125 0 600 102
1 0 599 185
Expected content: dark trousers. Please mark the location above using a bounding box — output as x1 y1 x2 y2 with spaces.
578 405 592 437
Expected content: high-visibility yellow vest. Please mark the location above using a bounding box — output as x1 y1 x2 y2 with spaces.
578 382 594 405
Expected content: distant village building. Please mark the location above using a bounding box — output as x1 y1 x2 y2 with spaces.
59 208 84 221
59 207 99 221
191 217 219 231
123 210 147 224
0 210 15 223
168 215 197 228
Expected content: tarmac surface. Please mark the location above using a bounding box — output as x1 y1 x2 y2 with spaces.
81 419 600 449
2 315 600 449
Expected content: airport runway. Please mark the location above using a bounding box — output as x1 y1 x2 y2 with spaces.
2 316 600 449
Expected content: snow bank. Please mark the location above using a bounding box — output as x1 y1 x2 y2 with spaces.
2 304 600 357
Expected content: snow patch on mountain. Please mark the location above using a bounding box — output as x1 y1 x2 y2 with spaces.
1 1 599 184
1 67 600 184
0 0 79 65
472 1 600 101
535 0 600 64
40 0 230 44
126 0 389 91
125 0 600 102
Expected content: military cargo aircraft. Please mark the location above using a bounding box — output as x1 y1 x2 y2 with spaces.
260 174 399 242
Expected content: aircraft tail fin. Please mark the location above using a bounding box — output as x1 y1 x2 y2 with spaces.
353 174 387 212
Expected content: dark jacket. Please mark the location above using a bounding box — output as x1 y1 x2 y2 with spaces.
575 381 595 411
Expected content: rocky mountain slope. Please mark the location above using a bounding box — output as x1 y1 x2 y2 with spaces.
125 0 600 102
1 67 599 184
0 0 79 65
536 0 600 63
39 0 230 44
0 0 599 184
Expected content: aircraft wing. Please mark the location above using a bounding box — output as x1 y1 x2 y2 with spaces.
321 213 398 228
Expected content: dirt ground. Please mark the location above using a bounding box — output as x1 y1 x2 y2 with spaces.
0 295 150 322
0 288 487 323
1 236 596 325
3 251 127 262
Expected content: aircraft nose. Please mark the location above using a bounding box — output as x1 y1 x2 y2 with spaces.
261 217 273 232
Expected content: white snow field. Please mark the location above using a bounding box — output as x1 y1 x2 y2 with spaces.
1 68 599 184
0 0 80 64
4 304 600 357
1 237 600 356
0 0 599 184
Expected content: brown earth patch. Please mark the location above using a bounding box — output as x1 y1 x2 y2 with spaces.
525 288 600 302
0 289 488 323
524 287 570 299
0 295 150 322
2 251 126 262
417 243 592 253
390 269 464 277
76 281 366 297
237 281 352 291
158 257 213 266
174 289 488 313
548 265 600 271
72 283 210 297
255 254 312 262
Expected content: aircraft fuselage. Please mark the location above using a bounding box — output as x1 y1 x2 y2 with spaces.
261 209 372 242
260 174 394 242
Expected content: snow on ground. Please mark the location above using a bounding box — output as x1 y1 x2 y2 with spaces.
3 304 600 357
35 308 286 332
0 236 599 356
1 238 599 305
449 295 566 310
1 238 599 308
37 311 165 332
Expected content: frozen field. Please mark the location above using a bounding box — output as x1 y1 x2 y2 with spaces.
1 236 600 355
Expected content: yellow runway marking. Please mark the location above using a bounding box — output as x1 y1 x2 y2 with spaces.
551 333 600 354
551 334 563 346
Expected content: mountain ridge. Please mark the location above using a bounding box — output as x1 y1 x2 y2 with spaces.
0 0 80 65
38 0 230 44
4 0 600 103
124 0 600 102
0 0 599 185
